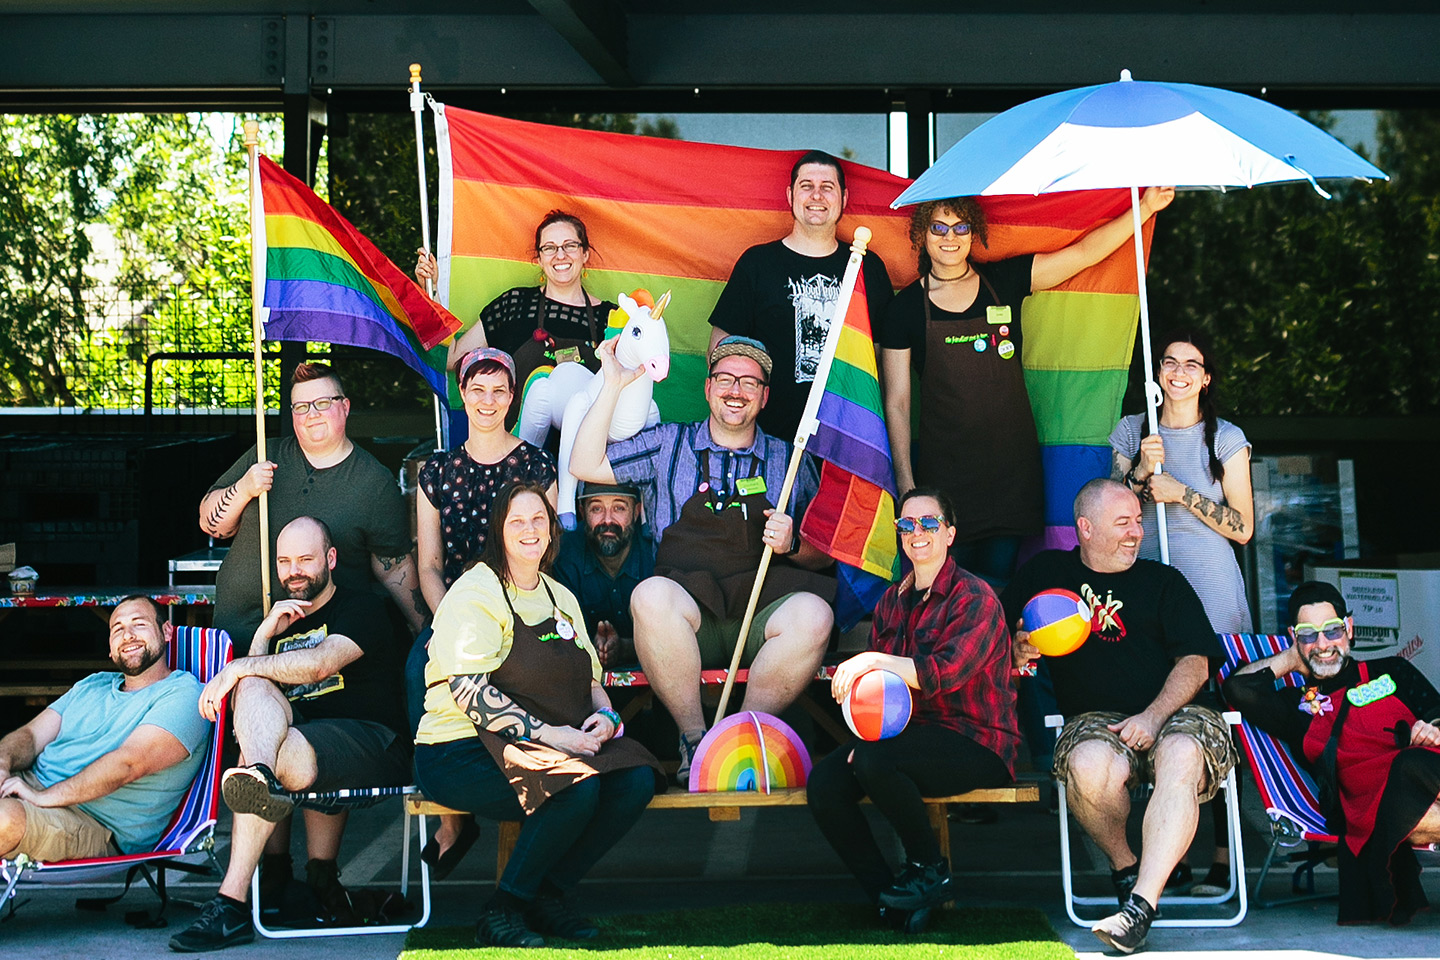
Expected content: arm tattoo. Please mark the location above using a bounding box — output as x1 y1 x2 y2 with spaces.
448 675 545 741
1108 449 1127 481
205 483 239 533
375 553 409 573
1180 487 1247 533
410 586 430 619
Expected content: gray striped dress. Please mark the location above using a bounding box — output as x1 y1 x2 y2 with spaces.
1109 415 1253 634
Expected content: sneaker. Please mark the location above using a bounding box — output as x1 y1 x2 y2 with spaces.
1091 893 1156 955
221 763 293 822
879 904 933 934
306 857 355 925
525 895 600 939
675 730 705 788
1111 862 1139 906
1164 862 1193 892
169 895 255 952
877 858 954 911
1190 862 1231 897
257 852 292 913
476 905 545 948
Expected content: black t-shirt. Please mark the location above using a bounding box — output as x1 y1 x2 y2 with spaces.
270 585 407 736
1001 549 1222 717
707 239 893 440
878 254 1035 376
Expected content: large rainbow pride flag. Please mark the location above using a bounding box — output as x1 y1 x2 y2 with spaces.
256 155 461 394
430 107 1154 567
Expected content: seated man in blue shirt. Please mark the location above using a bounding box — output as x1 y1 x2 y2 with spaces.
551 481 654 668
0 596 210 864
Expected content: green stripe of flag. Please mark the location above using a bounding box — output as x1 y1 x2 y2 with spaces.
1024 368 1130 446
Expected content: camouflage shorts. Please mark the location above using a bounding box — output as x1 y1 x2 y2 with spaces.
1052 705 1237 804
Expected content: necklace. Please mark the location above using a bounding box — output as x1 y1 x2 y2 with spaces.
928 264 973 283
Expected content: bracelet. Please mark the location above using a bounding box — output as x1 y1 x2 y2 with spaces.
598 707 623 737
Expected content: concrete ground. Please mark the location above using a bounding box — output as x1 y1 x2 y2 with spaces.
4 780 1439 960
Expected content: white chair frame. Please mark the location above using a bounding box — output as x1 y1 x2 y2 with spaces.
248 785 431 939
1045 711 1249 928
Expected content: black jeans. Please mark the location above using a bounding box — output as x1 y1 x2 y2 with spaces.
414 737 654 900
807 724 1010 902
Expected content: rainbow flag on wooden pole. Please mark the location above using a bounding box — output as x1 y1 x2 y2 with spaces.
253 154 461 396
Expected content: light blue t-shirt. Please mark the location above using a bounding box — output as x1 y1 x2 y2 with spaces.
33 670 210 853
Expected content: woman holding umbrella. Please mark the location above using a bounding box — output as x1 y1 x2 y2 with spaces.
879 186 1173 584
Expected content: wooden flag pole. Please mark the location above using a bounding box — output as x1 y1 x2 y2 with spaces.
410 64 446 452
243 119 272 616
712 226 872 724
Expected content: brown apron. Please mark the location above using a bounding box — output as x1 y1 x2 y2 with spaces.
915 271 1044 542
653 449 834 621
507 288 602 430
478 578 661 814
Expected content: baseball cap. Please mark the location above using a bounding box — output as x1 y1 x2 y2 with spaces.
708 335 772 379
577 481 641 500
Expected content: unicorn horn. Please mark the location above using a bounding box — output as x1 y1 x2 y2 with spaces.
652 290 672 319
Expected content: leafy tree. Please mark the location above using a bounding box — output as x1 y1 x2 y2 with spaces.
1145 110 1440 417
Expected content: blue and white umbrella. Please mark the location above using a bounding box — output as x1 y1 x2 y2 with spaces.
893 70 1386 562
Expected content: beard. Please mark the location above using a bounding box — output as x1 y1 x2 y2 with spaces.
113 641 164 677
1303 646 1350 679
586 521 633 559
285 565 331 601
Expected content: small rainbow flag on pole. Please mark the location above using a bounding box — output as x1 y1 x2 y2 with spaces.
256 155 461 395
798 266 899 621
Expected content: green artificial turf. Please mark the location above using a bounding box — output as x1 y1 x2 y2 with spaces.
400 901 1075 960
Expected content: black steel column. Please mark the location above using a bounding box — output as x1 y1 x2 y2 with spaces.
904 89 933 179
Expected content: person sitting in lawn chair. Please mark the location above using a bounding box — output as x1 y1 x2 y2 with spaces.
1001 478 1234 955
171 516 410 952
1224 580 1440 925
0 597 209 865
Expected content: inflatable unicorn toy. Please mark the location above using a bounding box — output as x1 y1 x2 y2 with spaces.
517 289 671 527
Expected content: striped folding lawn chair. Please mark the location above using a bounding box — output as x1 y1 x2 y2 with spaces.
1 626 233 925
1215 632 1340 906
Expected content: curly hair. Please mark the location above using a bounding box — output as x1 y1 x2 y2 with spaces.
907 197 988 277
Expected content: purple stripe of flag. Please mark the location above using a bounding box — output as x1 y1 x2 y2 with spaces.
815 391 889 456
811 421 895 493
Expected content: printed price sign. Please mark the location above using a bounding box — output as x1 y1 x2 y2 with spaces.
1338 571 1400 630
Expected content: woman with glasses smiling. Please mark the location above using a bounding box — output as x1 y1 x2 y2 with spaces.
417 210 619 421
879 188 1173 586
807 487 1019 934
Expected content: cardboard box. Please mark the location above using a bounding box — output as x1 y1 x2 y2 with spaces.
0 542 14 574
1306 555 1440 682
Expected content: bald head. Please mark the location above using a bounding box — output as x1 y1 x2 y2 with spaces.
276 516 336 602
1074 478 1144 574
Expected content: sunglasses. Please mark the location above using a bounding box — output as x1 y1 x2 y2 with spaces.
894 515 946 534
1292 618 1348 644
929 222 972 237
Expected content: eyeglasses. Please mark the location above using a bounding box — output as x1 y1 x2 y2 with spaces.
1292 618 1348 644
929 222 972 237
1160 357 1205 375
707 372 768 393
537 240 584 257
894 515 946 534
290 395 345 415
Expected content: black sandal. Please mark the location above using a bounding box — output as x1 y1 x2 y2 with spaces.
420 816 479 880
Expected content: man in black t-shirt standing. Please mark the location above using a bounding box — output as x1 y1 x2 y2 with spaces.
171 516 410 953
707 150 893 440
1001 479 1232 955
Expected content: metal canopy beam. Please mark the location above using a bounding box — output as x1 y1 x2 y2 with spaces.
1 10 1439 103
526 0 631 87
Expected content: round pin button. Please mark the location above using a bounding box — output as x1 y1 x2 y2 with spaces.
973 339 987 353
998 339 1016 360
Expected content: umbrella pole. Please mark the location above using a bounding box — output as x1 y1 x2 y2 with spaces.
1129 187 1169 564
